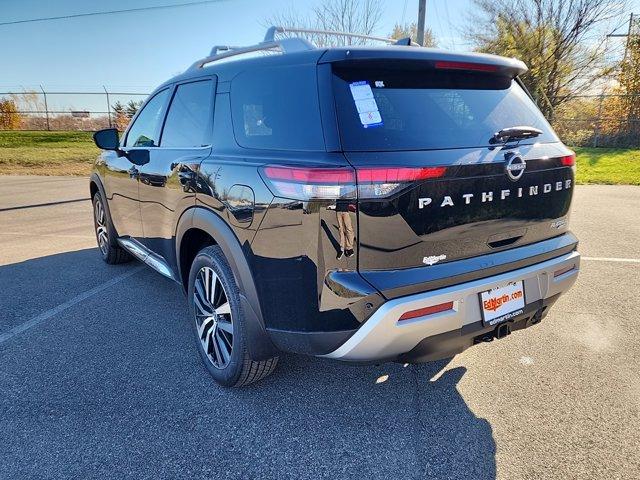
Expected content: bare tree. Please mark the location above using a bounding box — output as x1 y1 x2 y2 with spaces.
264 0 385 46
466 0 627 120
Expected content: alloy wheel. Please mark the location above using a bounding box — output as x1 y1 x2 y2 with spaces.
94 198 109 256
193 266 234 369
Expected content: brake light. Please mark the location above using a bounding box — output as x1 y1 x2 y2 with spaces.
357 167 447 182
357 166 446 199
560 152 576 167
263 166 354 184
260 165 356 200
260 165 447 201
398 301 454 321
434 61 498 72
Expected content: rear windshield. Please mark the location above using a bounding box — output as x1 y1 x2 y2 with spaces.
332 65 558 151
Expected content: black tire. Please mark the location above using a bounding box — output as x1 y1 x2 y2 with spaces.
188 245 278 387
92 192 131 265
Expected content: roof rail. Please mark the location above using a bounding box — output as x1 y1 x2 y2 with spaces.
187 25 418 71
187 34 314 71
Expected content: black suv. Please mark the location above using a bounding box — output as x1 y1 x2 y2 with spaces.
91 28 580 387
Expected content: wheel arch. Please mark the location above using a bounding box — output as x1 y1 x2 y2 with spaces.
89 173 118 237
89 172 103 200
175 207 278 360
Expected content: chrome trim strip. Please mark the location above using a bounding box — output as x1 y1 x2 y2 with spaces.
118 238 147 262
117 238 176 281
321 251 580 361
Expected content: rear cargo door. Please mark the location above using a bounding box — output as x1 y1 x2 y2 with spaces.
332 61 575 271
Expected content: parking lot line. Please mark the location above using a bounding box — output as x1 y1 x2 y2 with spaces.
582 256 640 263
0 266 144 345
0 197 89 213
0 232 95 239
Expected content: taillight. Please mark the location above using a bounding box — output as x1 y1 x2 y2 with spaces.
260 165 356 200
560 152 576 167
357 166 446 199
434 61 498 72
260 165 447 201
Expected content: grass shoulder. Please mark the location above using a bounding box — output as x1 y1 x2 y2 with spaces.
0 131 99 176
573 147 640 186
0 131 638 184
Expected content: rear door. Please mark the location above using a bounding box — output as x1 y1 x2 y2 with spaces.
331 62 575 271
137 78 215 264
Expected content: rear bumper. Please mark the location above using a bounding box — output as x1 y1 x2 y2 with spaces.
320 250 580 362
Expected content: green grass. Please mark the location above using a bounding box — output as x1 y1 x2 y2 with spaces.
0 131 99 176
573 147 640 186
0 131 639 184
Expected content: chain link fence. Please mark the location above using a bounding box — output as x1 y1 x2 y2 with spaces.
553 93 640 148
0 88 638 148
0 88 149 132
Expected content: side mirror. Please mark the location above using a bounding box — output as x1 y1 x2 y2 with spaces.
93 128 120 150
126 149 150 166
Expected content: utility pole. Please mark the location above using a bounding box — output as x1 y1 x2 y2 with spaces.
417 0 426 46
607 13 635 63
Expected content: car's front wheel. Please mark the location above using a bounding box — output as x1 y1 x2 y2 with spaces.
92 192 131 264
188 245 278 387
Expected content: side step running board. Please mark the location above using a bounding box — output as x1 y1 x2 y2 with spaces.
117 238 177 281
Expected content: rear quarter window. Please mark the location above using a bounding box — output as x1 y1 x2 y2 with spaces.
230 65 325 151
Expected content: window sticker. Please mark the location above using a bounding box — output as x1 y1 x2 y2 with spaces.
349 81 383 128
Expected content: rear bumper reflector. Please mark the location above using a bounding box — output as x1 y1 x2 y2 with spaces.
553 264 576 277
398 301 454 321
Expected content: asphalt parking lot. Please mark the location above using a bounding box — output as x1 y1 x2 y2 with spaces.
1 176 639 480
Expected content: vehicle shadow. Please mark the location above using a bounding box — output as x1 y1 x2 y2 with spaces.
244 355 497 479
0 248 496 480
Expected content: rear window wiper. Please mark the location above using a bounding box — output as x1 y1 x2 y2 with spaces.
490 126 543 144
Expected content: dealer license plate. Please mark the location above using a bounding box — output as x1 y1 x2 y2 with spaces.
480 281 526 326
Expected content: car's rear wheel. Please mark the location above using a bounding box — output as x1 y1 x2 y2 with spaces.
92 192 131 264
188 245 278 387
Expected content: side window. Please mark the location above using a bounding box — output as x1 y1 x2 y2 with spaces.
161 80 214 147
230 65 325 151
124 89 170 147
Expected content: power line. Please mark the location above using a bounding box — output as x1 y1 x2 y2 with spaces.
0 0 226 27
431 0 446 48
442 0 456 49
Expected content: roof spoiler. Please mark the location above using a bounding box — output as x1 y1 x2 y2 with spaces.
318 49 528 77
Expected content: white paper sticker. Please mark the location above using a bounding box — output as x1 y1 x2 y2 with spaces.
354 98 378 114
349 81 383 128
349 81 374 100
359 110 382 126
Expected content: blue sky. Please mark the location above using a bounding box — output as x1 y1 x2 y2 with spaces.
0 0 479 92
1 0 637 94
